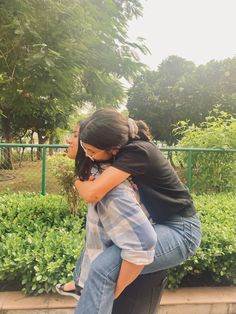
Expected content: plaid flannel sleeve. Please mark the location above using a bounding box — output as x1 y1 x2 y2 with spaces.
96 181 157 265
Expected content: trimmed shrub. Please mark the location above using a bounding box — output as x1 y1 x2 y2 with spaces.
0 192 235 294
0 193 86 294
168 192 236 288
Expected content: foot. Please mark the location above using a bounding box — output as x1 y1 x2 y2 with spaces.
55 282 81 301
63 281 76 291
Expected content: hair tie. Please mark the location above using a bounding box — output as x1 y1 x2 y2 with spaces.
128 118 139 139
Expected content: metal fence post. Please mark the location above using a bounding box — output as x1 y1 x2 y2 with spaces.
187 150 192 191
41 146 47 195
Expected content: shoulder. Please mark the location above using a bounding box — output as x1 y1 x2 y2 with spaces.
112 140 156 175
118 140 155 157
117 140 160 163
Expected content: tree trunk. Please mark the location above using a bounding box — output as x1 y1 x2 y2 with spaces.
30 131 34 161
37 131 47 160
1 114 13 170
19 147 25 167
167 151 176 169
49 133 54 156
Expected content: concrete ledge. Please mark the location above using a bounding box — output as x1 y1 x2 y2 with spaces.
159 287 236 314
0 287 235 314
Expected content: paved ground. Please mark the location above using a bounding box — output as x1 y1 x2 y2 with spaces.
0 287 236 314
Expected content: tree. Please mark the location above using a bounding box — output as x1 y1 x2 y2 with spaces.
128 56 236 145
174 57 236 124
127 56 195 145
0 0 147 167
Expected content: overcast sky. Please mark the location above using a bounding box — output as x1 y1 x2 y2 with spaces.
128 0 236 69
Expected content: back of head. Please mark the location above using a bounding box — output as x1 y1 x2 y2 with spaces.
80 108 152 150
76 108 152 180
80 109 129 150
135 120 152 142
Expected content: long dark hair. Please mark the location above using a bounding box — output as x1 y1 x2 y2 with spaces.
75 109 152 180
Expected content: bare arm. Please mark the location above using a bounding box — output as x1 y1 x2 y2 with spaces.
114 260 144 299
74 166 130 203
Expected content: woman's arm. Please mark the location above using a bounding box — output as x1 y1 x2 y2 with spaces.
74 166 130 203
114 260 144 299
97 181 157 298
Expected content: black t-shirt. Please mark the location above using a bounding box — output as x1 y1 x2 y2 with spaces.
112 140 196 223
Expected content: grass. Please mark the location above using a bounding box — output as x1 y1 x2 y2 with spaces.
0 160 60 194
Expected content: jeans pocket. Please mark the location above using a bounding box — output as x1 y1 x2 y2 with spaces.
183 216 202 257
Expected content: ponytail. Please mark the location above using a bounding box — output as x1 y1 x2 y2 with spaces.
128 118 152 142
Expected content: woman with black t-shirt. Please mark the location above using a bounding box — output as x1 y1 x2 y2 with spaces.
69 109 201 314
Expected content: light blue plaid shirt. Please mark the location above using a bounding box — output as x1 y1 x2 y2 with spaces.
78 166 157 287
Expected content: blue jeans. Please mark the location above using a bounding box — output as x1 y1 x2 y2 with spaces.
74 213 201 314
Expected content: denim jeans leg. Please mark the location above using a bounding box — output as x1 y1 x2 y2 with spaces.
73 248 85 286
142 214 202 274
75 214 201 314
75 245 122 314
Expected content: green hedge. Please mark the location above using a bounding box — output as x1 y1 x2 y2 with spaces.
0 193 86 294
0 192 235 294
168 192 236 288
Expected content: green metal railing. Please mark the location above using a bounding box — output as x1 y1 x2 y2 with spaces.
1 143 236 194
0 143 67 195
160 147 236 191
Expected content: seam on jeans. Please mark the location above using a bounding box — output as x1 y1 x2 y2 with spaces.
97 263 121 314
154 242 183 258
154 216 185 258
185 223 202 256
154 216 197 258
182 216 202 258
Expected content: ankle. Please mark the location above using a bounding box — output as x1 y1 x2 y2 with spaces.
63 281 76 291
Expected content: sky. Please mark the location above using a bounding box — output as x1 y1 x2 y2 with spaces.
128 0 236 70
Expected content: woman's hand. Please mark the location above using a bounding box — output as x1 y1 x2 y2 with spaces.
74 179 97 203
74 166 130 203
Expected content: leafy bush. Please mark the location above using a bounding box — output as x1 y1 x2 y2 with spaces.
0 192 235 294
168 192 236 288
0 193 86 294
173 108 236 193
48 154 86 217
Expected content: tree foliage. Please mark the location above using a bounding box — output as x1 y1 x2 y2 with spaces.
175 57 236 124
127 56 236 144
127 56 196 144
0 0 147 139
0 0 147 166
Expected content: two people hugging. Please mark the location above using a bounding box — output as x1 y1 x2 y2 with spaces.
56 109 202 314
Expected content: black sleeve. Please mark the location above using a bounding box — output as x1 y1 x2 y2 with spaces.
112 142 150 176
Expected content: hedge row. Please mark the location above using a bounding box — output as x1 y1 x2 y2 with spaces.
0 193 85 294
0 192 235 294
168 192 236 287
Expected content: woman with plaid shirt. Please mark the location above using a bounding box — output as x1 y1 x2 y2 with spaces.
58 109 201 314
